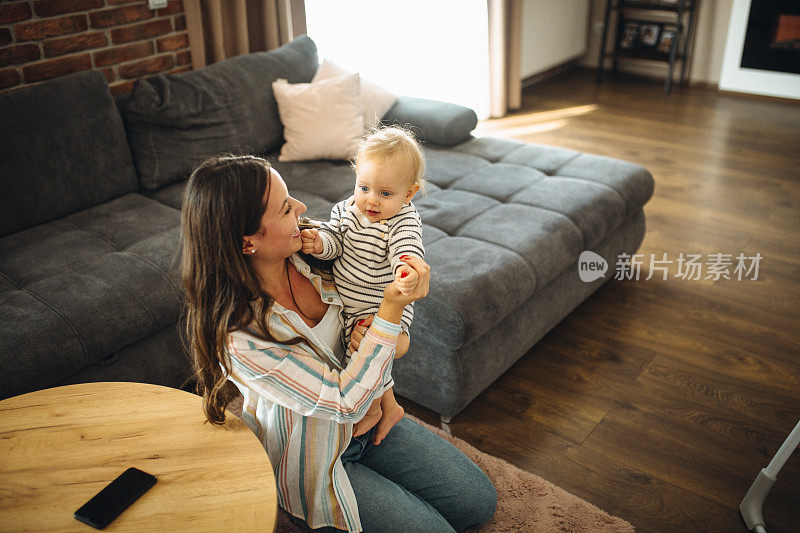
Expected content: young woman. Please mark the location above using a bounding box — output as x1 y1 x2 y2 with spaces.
180 155 496 532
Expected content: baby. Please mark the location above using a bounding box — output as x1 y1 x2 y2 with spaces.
300 126 426 443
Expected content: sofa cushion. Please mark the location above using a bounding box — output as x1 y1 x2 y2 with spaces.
417 137 652 347
0 70 139 238
55 325 191 393
0 194 182 399
120 35 319 191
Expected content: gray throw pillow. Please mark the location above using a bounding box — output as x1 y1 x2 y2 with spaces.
382 96 478 147
120 35 319 191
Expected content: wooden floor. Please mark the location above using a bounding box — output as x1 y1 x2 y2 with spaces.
402 68 800 533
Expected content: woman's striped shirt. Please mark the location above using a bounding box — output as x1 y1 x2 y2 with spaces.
224 254 398 532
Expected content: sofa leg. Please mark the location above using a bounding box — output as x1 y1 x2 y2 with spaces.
440 414 452 424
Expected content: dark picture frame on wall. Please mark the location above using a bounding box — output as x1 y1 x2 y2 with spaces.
740 0 800 75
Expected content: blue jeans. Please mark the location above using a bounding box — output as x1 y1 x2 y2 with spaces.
308 417 496 532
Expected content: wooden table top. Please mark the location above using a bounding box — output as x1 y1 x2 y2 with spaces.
0 382 277 532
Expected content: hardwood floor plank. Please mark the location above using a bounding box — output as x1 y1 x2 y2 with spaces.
635 358 800 442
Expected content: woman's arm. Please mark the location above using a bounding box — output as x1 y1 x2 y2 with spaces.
227 315 400 424
228 257 429 423
350 319 409 359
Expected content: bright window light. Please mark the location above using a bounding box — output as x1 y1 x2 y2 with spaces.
305 0 490 119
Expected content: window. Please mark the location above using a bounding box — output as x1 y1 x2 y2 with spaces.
305 0 491 118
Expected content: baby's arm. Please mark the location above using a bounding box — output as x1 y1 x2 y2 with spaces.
388 208 425 295
303 200 347 260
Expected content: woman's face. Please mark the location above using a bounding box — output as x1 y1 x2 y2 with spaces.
244 168 307 260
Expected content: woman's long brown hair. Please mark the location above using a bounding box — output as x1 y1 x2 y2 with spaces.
180 155 295 425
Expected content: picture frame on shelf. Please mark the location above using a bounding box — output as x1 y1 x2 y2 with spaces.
639 23 661 47
658 26 677 54
620 22 639 49
597 0 700 94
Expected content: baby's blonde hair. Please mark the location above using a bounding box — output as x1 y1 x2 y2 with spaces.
352 126 427 195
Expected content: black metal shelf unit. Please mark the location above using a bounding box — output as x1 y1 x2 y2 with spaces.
596 0 700 94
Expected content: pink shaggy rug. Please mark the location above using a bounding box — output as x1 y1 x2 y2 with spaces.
228 398 633 532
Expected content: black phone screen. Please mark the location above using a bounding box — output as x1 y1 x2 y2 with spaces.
74 467 157 529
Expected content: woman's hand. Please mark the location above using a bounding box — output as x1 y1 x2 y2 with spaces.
395 257 420 296
350 319 409 359
348 315 374 353
383 256 430 306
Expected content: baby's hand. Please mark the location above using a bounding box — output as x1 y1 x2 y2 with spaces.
395 256 420 295
300 229 323 255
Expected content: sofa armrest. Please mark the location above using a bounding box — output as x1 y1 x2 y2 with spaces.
381 96 478 147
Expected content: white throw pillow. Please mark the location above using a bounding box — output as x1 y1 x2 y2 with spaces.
272 74 365 162
312 59 397 131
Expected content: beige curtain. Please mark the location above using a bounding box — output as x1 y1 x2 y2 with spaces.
488 0 521 118
183 0 307 69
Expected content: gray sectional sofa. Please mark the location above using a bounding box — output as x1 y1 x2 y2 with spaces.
0 35 654 422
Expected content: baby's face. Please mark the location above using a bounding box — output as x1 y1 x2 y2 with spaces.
354 158 417 223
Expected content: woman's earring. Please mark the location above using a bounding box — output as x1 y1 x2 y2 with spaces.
249 249 257 254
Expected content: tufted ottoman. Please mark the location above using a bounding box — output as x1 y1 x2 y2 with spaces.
272 135 654 422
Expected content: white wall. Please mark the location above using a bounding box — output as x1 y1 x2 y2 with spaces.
521 0 590 78
580 0 735 85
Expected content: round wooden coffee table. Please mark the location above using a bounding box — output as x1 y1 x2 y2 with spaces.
0 382 277 532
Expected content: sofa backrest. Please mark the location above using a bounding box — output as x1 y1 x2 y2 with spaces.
0 70 139 238
119 35 319 191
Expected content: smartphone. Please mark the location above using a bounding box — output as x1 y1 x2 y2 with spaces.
74 468 157 529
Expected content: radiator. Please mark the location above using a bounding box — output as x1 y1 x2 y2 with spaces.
521 0 590 78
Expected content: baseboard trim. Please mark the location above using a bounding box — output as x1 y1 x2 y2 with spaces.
522 59 584 90
530 65 800 106
686 80 718 90
715 88 800 106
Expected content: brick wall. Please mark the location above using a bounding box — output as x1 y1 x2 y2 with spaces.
0 0 191 95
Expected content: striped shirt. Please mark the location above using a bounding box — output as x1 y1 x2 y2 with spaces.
224 254 399 532
314 196 425 339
